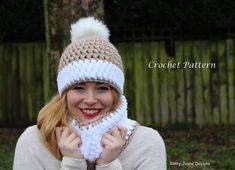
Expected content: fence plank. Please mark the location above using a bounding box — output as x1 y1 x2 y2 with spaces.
34 43 44 112
227 39 235 124
166 57 177 125
208 41 214 123
0 45 3 121
117 43 136 120
11 44 19 123
184 41 194 124
42 43 50 103
5 45 13 123
224 40 230 124
134 43 144 122
0 41 235 127
209 41 220 124
141 42 152 125
175 41 186 123
158 42 169 125
150 42 161 125
193 41 204 125
218 40 229 124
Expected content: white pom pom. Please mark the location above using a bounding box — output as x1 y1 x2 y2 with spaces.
71 17 110 42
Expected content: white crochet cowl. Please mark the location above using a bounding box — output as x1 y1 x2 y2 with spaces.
69 95 137 162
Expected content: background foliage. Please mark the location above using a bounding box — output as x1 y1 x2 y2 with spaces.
104 0 235 41
0 0 44 42
1 0 235 42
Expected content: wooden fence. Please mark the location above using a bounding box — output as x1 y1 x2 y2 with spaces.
0 43 49 127
0 40 235 127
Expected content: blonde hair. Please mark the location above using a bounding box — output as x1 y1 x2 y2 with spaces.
37 86 119 160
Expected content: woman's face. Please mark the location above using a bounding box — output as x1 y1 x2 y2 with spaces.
66 82 114 122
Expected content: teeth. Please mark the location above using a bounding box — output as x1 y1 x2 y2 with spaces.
82 109 99 114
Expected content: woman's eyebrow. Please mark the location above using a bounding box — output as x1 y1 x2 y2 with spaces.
96 82 108 86
74 82 85 86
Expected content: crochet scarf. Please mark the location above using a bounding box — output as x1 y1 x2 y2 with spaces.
69 95 137 162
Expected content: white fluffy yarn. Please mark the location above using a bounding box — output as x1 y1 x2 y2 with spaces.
57 59 124 95
71 17 110 42
70 95 136 162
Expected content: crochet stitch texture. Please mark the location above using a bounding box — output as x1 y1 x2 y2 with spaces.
58 37 123 71
70 95 137 162
57 37 124 95
56 17 137 162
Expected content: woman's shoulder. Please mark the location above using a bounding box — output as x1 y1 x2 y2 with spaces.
131 125 165 147
136 125 163 139
120 125 166 166
14 126 60 169
19 125 40 137
16 125 41 147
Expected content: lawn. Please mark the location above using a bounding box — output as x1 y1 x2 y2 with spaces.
161 124 235 170
0 124 234 170
0 128 24 170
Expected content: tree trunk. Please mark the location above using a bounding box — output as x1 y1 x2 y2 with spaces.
43 0 104 96
81 0 104 20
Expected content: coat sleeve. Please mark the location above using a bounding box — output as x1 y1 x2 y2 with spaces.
60 157 87 170
133 128 167 170
96 158 122 170
97 126 166 170
13 131 45 170
13 127 87 170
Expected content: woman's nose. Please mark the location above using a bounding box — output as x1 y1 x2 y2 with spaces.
83 90 97 105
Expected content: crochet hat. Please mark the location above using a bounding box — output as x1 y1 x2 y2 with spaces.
57 17 137 162
57 17 124 95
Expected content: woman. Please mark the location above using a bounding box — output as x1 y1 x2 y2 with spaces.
13 17 166 170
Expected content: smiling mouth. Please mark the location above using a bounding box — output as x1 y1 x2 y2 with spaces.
80 108 102 118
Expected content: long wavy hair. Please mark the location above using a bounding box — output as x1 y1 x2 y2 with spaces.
37 86 119 160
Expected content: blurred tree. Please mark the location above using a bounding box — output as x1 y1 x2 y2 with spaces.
0 0 44 42
2 0 235 42
44 0 104 95
104 0 235 41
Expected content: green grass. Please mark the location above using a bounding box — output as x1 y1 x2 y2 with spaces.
0 125 235 170
0 128 24 170
160 124 235 170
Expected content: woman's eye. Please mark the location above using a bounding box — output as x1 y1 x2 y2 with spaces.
97 86 110 91
73 86 84 90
